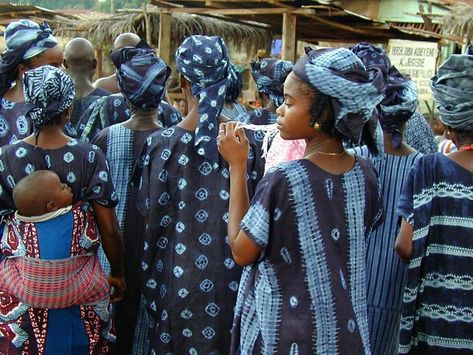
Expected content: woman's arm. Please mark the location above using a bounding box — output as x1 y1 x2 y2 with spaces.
218 122 262 266
395 219 413 262
92 202 126 302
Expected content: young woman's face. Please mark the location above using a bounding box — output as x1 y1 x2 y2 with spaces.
276 72 315 140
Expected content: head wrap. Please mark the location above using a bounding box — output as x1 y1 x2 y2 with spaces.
23 65 75 135
0 20 58 97
352 43 418 148
111 47 171 110
293 47 385 144
251 58 293 107
226 63 243 103
175 35 234 168
431 54 473 131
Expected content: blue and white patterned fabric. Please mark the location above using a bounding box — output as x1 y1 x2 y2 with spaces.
293 48 385 145
405 110 437 154
352 43 418 149
135 125 265 354
22 65 75 132
397 154 473 354
175 35 234 168
0 20 58 97
431 54 473 131
111 47 170 110
251 58 293 107
93 125 159 355
226 63 243 103
232 157 383 354
353 145 422 355
76 94 182 143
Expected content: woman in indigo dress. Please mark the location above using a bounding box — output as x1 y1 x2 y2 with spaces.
219 48 385 354
351 43 422 355
0 19 63 147
0 66 125 354
396 54 473 354
92 47 170 355
136 35 264 354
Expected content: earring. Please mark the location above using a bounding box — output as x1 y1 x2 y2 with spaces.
314 122 320 129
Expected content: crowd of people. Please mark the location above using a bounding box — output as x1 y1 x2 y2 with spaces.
0 18 471 355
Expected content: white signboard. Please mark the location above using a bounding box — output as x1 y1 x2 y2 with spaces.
387 39 438 101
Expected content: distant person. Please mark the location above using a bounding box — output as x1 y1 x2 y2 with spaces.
94 32 141 94
76 37 182 142
352 42 422 355
92 46 171 355
176 98 188 116
0 19 63 146
63 37 110 136
221 63 247 119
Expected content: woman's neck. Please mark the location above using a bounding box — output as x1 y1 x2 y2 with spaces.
122 110 161 131
304 135 355 175
23 125 70 149
383 133 415 156
3 78 24 102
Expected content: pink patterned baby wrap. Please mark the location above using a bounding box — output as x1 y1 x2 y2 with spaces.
264 132 306 173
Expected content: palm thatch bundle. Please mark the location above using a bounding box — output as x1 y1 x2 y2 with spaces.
441 3 472 44
53 11 272 57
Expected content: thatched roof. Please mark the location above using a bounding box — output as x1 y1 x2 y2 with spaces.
441 3 473 44
53 11 273 57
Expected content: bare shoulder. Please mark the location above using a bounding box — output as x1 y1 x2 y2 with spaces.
94 75 119 94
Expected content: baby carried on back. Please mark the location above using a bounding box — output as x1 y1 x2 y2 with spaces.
0 170 109 309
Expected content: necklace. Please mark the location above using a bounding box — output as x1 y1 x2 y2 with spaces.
304 149 345 159
459 144 473 152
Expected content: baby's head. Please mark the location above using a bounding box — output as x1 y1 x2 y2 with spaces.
13 170 73 217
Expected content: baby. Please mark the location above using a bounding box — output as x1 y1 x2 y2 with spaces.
13 170 73 219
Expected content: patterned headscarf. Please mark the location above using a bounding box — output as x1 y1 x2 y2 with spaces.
111 47 171 110
251 58 293 107
0 20 58 97
352 43 418 148
176 35 234 168
293 47 385 144
431 54 473 131
23 65 75 133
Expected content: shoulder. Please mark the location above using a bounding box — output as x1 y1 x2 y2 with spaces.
93 75 119 94
90 88 111 97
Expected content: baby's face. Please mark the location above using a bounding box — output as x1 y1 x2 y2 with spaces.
50 175 73 208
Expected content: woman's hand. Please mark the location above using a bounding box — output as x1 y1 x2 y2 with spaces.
109 275 126 303
217 122 249 168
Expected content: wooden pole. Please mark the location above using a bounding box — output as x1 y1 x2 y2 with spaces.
281 13 296 62
158 12 172 64
143 4 152 46
96 49 103 79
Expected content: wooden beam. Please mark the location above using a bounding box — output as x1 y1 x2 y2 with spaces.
161 7 313 15
95 49 103 79
281 12 296 62
158 12 172 65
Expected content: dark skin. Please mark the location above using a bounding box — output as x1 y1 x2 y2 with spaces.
22 110 126 302
218 72 355 266
177 75 229 132
3 46 64 103
395 127 473 261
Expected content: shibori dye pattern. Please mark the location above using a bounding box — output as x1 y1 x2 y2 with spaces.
397 154 473 354
92 124 161 355
76 94 181 142
0 202 114 354
175 35 235 169
251 58 293 107
0 139 117 215
0 99 31 146
231 157 383 354
404 110 438 155
135 125 264 354
352 145 422 355
0 137 118 353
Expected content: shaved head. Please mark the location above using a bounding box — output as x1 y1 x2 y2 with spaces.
64 37 95 63
113 33 141 51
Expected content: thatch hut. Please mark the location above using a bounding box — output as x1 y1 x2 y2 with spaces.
441 3 473 45
53 11 273 72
